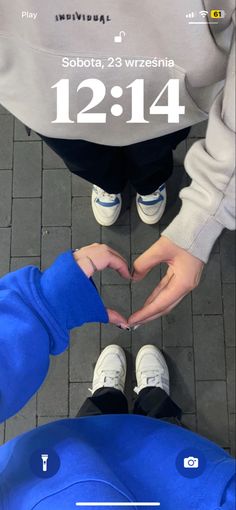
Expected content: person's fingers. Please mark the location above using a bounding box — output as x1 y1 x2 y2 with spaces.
106 246 129 266
132 247 163 281
107 309 129 329
131 296 185 326
143 270 174 306
107 252 131 280
128 274 187 325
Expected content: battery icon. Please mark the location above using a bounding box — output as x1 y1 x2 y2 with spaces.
210 9 226 18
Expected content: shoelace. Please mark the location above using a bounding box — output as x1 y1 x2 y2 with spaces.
134 370 164 394
89 370 121 393
94 186 117 203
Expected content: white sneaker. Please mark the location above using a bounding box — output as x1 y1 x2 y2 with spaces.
134 345 170 395
92 185 122 226
89 345 127 395
136 183 166 225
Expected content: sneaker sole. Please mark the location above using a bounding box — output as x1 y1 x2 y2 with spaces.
136 195 166 225
92 195 122 226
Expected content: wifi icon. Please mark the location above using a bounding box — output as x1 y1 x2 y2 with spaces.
199 10 208 17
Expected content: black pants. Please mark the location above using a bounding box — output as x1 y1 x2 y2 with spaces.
77 387 182 425
39 128 190 195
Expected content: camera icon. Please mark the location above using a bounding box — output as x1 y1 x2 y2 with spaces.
183 456 199 469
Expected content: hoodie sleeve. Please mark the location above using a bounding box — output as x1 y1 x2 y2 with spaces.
162 9 236 263
220 476 236 509
0 251 108 423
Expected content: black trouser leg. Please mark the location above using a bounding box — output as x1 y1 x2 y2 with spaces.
39 135 127 194
133 387 182 424
38 128 190 196
77 386 182 425
77 388 129 417
125 127 191 195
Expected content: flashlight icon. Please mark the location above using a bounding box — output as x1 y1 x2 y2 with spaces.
41 454 49 472
210 10 226 18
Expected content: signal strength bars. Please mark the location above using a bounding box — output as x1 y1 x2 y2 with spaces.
186 12 195 18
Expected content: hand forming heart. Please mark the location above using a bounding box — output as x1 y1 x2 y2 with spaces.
74 238 204 328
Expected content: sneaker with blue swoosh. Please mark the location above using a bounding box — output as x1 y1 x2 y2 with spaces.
92 185 122 226
136 183 166 224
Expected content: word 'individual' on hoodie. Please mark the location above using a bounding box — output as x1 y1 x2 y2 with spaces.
0 1 235 264
0 251 108 423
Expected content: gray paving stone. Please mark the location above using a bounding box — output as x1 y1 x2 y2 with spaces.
0 116 13 169
14 119 41 141
193 316 226 381
102 226 131 285
43 170 71 226
0 105 9 114
11 198 41 256
211 239 220 254
115 206 131 227
189 121 207 138
163 295 193 347
131 256 161 311
72 175 92 197
131 260 162 353
220 230 236 283
0 114 235 453
72 197 101 249
192 253 222 315
229 414 236 457
223 284 236 347
37 416 65 426
131 200 159 254
0 170 12 226
226 348 236 414
131 321 162 364
43 143 66 169
70 324 100 382
37 352 69 417
196 381 229 447
164 347 195 413
0 424 4 445
0 228 11 276
11 257 40 271
101 324 132 350
5 396 36 443
160 167 188 227
13 141 42 197
101 285 131 348
41 227 71 270
101 283 131 319
69 382 91 416
181 414 197 431
113 187 132 227
173 140 187 166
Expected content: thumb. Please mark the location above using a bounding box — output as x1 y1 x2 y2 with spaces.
107 308 129 329
132 244 164 281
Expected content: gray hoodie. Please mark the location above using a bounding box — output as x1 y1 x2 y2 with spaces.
0 0 235 261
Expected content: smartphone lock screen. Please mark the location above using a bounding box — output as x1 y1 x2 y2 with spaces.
0 2 235 510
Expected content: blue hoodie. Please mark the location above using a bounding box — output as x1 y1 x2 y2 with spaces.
0 250 108 423
0 252 235 509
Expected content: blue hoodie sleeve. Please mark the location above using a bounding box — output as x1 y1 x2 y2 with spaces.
0 251 108 423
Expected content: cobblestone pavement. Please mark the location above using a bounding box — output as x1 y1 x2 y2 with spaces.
0 105 235 455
